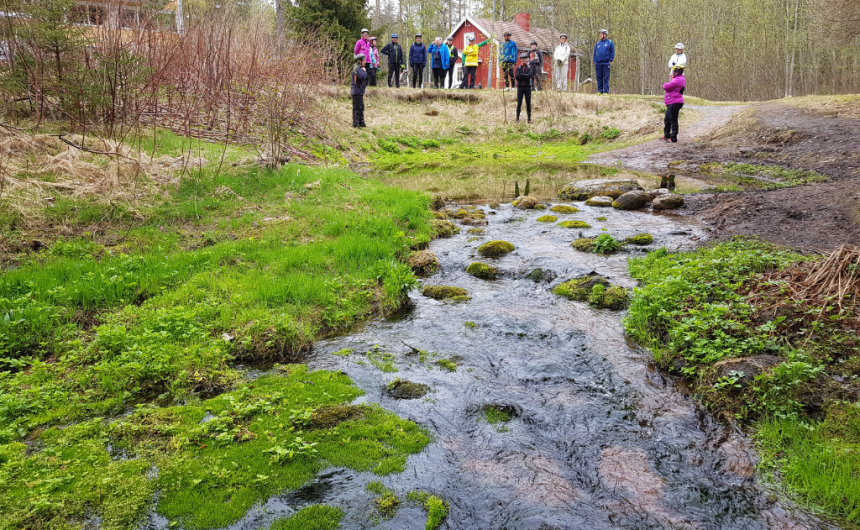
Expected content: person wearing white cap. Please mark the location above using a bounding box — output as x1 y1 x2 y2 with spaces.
354 29 371 73
668 43 687 72
553 34 571 91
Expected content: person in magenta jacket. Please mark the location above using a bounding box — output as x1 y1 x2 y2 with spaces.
354 29 371 72
663 65 686 143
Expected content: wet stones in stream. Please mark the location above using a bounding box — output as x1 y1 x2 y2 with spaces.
465 262 498 279
553 275 629 310
652 193 685 210
612 190 650 210
386 379 430 399
477 240 515 257
585 196 614 207
549 204 580 213
513 196 540 209
558 178 643 200
422 285 471 301
407 250 440 276
429 219 460 238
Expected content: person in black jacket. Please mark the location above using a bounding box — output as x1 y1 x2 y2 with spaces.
381 34 405 88
445 37 459 89
515 53 533 123
527 41 543 91
351 54 368 127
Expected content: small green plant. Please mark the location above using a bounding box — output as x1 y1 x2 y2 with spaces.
437 359 457 372
591 234 620 254
464 321 477 329
331 348 353 356
596 216 607 221
600 127 621 140
366 481 400 519
406 491 449 530
712 370 745 391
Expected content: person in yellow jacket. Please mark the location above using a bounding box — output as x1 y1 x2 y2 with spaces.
459 35 489 89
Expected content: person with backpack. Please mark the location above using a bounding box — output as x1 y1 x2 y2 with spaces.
381 34 406 88
593 29 615 94
515 53 534 122
354 29 371 73
427 37 450 89
459 35 489 89
662 65 686 142
500 31 518 90
553 34 571 91
527 41 543 91
351 54 368 127
445 37 459 89
368 37 380 87
409 34 427 88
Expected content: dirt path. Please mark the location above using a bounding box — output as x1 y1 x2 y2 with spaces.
586 100 860 250
586 104 749 173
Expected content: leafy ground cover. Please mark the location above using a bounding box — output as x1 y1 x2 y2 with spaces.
625 238 860 522
0 129 438 528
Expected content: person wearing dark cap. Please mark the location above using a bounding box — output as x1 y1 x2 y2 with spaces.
500 31 518 90
351 54 368 127
381 34 405 88
515 52 533 122
409 34 427 88
593 29 614 94
528 41 543 91
445 37 459 89
553 34 571 91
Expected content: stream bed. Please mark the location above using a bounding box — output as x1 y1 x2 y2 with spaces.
193 201 834 530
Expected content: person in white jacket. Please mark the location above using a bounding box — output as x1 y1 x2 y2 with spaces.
668 43 687 72
553 34 571 91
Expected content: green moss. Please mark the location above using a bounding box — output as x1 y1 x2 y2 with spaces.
429 219 460 238
451 208 486 220
536 215 558 223
331 348 354 356
477 240 515 257
269 505 343 530
571 238 595 252
553 275 609 301
587 284 629 310
534 204 547 210
407 250 440 276
386 379 430 399
366 346 398 372
407 491 450 530
558 220 591 229
421 285 470 300
625 233 654 245
488 201 501 209
550 205 580 213
436 359 457 372
366 481 400 519
467 227 485 234
430 211 448 219
596 216 607 221
464 321 477 329
308 405 364 429
483 404 513 424
466 262 498 279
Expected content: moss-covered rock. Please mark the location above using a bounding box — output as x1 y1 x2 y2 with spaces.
407 250 440 276
596 216 607 221
466 262 498 279
431 211 448 219
489 201 501 209
429 194 448 210
612 190 650 210
534 203 547 210
550 205 580 213
571 238 596 252
308 405 364 429
625 233 654 245
477 240 515 257
536 215 558 223
585 196 614 207
524 268 557 282
572 234 620 254
512 196 539 209
554 275 628 309
451 208 486 220
467 227 485 234
422 285 470 300
587 284 629 310
429 219 460 238
558 220 591 228
558 179 643 200
386 379 430 399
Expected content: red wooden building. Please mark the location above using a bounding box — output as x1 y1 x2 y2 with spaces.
445 13 583 90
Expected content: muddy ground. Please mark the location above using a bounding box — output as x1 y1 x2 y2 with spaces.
588 100 860 250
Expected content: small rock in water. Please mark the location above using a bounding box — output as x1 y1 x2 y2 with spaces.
407 251 440 277
652 194 685 210
558 178 643 201
645 188 670 201
512 196 539 209
585 196 614 207
612 191 650 210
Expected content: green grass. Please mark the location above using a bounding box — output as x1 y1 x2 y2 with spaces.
269 505 343 530
625 238 860 522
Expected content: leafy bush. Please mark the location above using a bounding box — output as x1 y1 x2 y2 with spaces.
591 234 620 254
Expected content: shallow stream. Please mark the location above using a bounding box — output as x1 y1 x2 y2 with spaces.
170 201 835 530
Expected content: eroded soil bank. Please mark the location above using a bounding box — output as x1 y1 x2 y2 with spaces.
588 98 860 250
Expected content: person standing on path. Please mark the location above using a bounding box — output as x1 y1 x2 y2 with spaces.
668 43 687 72
500 31 518 90
528 41 543 91
409 34 427 88
427 37 450 89
553 34 571 91
593 29 614 94
459 35 488 89
662 65 686 142
381 34 405 88
445 37 459 89
354 29 372 74
368 37 380 87
515 53 534 122
351 54 368 128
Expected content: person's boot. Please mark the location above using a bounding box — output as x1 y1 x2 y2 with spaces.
660 175 668 189
668 175 676 191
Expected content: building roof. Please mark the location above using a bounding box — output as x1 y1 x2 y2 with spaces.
449 16 583 56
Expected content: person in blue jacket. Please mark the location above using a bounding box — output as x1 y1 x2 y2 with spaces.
409 34 427 88
351 54 368 127
427 37 450 89
593 29 615 94
500 31 518 90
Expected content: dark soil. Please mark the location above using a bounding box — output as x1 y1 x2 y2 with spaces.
590 101 860 250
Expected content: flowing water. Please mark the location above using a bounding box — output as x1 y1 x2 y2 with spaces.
155 201 836 530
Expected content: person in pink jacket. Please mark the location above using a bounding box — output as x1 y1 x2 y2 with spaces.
663 65 685 143
355 29 371 72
